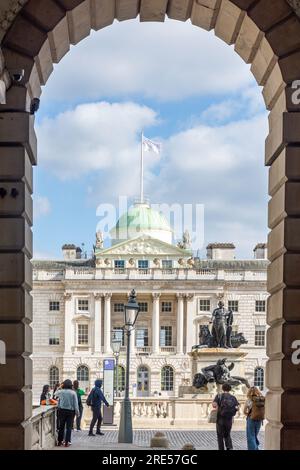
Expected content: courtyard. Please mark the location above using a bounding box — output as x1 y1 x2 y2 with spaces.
62 429 265 451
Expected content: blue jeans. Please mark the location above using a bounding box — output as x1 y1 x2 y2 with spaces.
246 417 262 450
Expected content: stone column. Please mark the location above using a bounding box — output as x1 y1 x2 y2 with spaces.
103 293 112 354
64 293 73 354
94 293 102 354
0 113 36 450
185 294 195 354
152 293 161 354
176 293 184 354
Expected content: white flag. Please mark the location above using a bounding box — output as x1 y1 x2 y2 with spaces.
143 136 161 154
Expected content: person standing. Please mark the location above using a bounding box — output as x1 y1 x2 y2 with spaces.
56 379 80 447
73 380 85 431
212 383 240 450
244 386 265 450
87 379 109 436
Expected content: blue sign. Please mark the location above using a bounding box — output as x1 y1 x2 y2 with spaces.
104 359 115 371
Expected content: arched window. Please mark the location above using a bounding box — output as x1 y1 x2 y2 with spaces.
49 366 59 389
115 365 125 395
77 365 89 393
161 366 174 392
254 367 264 390
137 366 150 397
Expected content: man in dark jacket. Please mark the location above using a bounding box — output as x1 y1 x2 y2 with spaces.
212 383 239 450
88 379 109 436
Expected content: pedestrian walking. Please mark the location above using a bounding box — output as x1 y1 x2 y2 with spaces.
73 380 85 431
212 383 240 450
56 379 80 447
244 386 265 450
87 379 109 436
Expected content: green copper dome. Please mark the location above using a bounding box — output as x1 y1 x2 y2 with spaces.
114 203 172 233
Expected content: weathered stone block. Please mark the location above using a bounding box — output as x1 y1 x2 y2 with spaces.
0 390 32 424
214 0 245 45
140 0 168 22
67 1 91 44
91 0 115 30
0 147 32 191
0 182 32 225
0 288 32 322
0 356 32 390
167 0 193 21
116 0 140 21
0 253 32 287
48 17 70 64
0 323 32 356
0 112 37 165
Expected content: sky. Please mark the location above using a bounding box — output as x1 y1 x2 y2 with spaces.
33 18 269 260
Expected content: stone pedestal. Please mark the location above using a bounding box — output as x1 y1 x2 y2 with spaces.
179 348 249 399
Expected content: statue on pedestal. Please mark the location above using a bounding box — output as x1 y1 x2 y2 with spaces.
193 301 248 350
211 301 227 348
193 358 250 390
95 231 104 249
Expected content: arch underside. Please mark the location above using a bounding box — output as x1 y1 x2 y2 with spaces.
0 0 300 450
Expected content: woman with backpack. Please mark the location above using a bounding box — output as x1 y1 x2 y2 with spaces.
244 386 265 450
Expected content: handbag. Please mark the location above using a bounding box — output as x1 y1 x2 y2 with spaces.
208 408 218 423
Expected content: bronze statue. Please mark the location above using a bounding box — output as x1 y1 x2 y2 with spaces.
211 301 227 348
193 358 250 389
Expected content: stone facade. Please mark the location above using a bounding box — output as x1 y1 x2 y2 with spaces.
32 230 268 405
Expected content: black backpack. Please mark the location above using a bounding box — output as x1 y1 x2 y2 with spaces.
219 393 238 418
86 389 94 407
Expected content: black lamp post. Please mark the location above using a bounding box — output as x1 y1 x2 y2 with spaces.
111 331 122 398
118 289 140 444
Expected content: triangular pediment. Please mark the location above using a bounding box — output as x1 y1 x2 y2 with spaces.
95 235 191 257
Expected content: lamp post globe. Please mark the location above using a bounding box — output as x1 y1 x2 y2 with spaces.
118 289 140 444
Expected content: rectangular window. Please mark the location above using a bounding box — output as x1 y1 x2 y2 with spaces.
138 260 149 270
199 299 211 312
49 301 60 311
77 299 89 312
114 260 125 269
162 301 172 313
136 328 149 347
160 326 172 347
255 326 266 346
78 324 89 345
112 328 125 347
49 326 60 345
162 260 173 273
255 300 266 312
138 302 148 312
114 303 124 313
228 300 239 312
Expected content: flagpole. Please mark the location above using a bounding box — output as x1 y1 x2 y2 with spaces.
140 131 144 204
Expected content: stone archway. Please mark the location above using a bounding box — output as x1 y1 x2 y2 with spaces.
0 0 300 450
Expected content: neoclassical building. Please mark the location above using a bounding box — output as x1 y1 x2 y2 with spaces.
32 202 268 403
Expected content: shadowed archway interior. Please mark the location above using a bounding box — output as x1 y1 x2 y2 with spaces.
0 0 300 450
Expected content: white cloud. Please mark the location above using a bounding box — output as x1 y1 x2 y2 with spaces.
42 18 253 103
36 101 159 180
33 250 57 260
34 196 51 219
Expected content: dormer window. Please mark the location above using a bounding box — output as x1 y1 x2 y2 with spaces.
114 260 125 273
138 260 149 270
162 260 173 273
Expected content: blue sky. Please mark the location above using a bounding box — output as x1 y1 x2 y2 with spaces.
33 18 268 260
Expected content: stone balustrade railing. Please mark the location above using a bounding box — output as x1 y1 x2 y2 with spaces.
31 406 57 450
33 267 267 282
83 396 247 430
